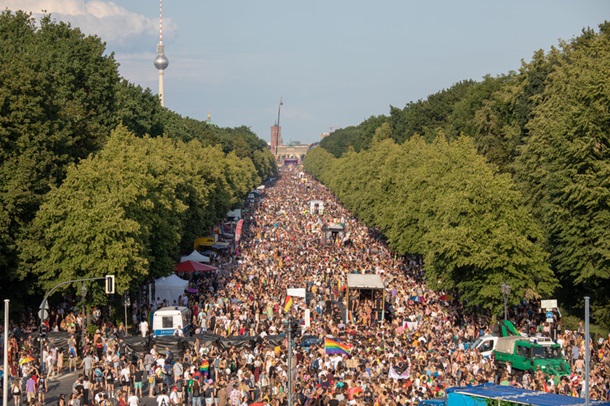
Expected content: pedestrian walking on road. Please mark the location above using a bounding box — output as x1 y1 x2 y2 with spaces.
139 320 148 338
25 374 37 404
37 374 48 404
11 379 22 406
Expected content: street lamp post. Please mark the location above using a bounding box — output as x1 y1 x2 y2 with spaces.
501 283 511 320
81 284 88 355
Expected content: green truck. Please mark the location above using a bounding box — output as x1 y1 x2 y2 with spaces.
494 335 570 378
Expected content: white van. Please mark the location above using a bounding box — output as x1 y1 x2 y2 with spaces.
152 306 192 337
472 335 498 357
472 334 554 358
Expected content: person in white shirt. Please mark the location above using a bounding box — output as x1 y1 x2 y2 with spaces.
127 394 139 406
174 325 184 337
140 320 149 338
169 387 181 406
156 390 170 406
120 366 131 394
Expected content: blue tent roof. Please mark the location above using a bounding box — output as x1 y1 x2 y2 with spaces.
447 383 610 406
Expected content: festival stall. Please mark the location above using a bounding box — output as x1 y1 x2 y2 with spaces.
154 274 188 307
180 250 210 263
174 260 218 273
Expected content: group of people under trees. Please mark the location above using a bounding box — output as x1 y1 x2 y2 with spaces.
2 166 610 406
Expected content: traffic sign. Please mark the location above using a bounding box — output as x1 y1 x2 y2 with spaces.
38 309 48 320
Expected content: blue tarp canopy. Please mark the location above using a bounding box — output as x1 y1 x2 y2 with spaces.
447 384 610 406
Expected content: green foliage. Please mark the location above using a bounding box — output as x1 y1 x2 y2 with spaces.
20 126 262 298
0 11 275 307
319 115 387 158
0 10 120 303
515 22 610 325
309 21 610 327
389 80 477 143
306 135 556 313
115 79 165 137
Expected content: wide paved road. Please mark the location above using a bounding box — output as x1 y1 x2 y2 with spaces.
7 370 161 406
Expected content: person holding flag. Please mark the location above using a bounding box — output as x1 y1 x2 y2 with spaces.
199 359 209 380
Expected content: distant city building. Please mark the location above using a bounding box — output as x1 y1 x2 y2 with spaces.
270 124 282 156
268 98 312 164
269 126 311 165
320 132 331 140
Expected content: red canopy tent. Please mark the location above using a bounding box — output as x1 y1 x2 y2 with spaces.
174 260 217 273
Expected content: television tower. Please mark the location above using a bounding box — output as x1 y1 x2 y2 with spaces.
154 0 169 106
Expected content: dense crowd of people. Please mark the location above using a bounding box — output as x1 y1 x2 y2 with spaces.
1 166 610 406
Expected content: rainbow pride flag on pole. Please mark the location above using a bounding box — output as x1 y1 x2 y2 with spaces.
283 295 294 312
324 337 352 356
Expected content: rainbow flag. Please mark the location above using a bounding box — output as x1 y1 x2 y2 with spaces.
324 337 351 356
348 310 354 324
199 359 209 373
283 295 293 312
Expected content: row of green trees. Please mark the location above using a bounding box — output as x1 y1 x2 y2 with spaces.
305 137 557 313
308 22 610 324
0 11 276 307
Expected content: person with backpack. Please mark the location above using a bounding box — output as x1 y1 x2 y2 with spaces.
11 379 22 406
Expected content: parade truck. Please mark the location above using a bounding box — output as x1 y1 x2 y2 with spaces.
419 383 610 406
493 335 570 378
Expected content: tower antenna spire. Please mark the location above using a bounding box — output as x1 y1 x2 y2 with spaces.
159 0 163 45
154 0 169 106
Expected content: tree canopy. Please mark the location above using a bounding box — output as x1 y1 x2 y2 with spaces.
0 11 276 306
305 136 556 313
308 21 610 324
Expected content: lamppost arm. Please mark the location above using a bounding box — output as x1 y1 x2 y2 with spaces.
38 276 112 371
39 276 109 317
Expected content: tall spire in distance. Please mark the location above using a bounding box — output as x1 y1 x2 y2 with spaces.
154 0 169 107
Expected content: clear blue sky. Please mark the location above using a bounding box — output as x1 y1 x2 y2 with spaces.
3 1 608 144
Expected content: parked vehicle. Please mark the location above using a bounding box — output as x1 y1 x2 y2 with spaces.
493 336 570 378
152 306 192 337
471 335 498 357
472 334 555 358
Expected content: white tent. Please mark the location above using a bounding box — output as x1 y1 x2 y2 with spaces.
154 274 188 307
180 250 210 263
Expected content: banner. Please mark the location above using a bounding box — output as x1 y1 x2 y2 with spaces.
235 219 244 243
286 288 306 298
388 365 410 380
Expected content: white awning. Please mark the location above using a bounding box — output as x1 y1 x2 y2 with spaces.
346 274 385 290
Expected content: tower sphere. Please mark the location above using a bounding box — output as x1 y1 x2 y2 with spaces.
154 54 169 70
